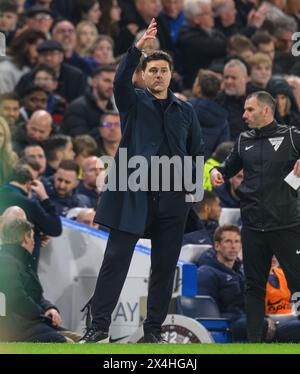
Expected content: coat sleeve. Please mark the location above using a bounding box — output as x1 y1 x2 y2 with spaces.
113 46 141 113
0 259 44 319
197 266 220 303
28 199 62 237
290 127 300 154
187 106 205 157
216 134 243 179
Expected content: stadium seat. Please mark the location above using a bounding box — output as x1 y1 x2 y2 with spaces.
179 244 212 263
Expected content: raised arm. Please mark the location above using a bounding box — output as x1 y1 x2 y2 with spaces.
114 19 158 113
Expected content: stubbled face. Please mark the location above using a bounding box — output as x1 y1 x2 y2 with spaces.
52 21 76 51
224 65 247 96
0 99 20 127
142 60 172 95
215 231 242 263
24 145 47 176
54 168 78 197
243 96 267 128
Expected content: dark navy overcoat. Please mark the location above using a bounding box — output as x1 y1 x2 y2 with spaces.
94 47 204 236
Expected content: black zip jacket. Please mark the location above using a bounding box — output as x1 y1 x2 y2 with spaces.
217 121 300 231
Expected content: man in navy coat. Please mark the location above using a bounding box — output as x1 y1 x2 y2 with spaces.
81 19 204 343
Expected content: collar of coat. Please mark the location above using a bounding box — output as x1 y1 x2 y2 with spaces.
145 88 183 107
0 243 33 265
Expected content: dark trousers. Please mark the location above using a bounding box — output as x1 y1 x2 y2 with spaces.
91 191 191 334
241 226 300 342
15 323 67 343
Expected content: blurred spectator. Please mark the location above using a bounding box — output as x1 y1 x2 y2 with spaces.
0 218 67 342
0 92 21 131
0 206 27 239
267 77 300 127
214 0 266 38
13 109 53 155
25 5 54 36
216 59 248 140
42 134 75 178
22 144 47 178
273 15 297 53
63 65 116 138
98 0 122 48
213 169 243 208
177 0 227 88
98 110 121 157
76 208 99 229
189 69 229 160
251 31 275 62
226 34 256 63
114 0 172 56
73 134 98 177
19 85 48 122
285 75 300 111
31 64 67 125
76 156 101 209
84 35 115 72
247 52 272 93
51 19 92 76
16 40 87 103
75 0 102 26
0 29 46 94
0 0 19 46
203 141 234 191
0 165 62 268
285 0 300 31
0 116 18 185
183 190 221 246
43 160 91 216
75 20 98 57
16 156 41 181
159 0 185 45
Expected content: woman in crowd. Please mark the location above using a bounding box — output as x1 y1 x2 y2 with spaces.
76 20 99 57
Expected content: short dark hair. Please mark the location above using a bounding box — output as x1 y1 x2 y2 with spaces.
196 69 221 99
214 224 241 243
11 165 33 184
73 135 98 157
42 135 71 162
1 219 33 245
22 84 48 98
251 31 273 47
0 92 20 104
92 64 116 78
57 160 79 175
100 110 119 122
212 141 234 163
246 91 276 114
0 1 18 13
141 50 173 71
194 191 219 213
31 64 57 80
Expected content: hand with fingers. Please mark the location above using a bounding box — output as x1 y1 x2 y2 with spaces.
210 168 225 187
135 18 157 51
293 159 300 177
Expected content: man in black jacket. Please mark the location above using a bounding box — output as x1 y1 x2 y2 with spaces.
80 19 204 344
62 66 116 139
0 166 62 270
0 219 66 342
210 90 300 342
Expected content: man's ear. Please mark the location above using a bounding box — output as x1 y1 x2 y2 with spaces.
214 241 221 252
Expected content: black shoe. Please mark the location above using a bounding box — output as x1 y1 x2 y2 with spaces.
79 327 109 344
143 332 168 344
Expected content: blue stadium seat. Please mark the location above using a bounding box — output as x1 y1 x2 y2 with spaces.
176 295 231 343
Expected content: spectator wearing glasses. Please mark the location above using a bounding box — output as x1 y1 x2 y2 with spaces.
51 19 92 76
98 111 121 158
63 65 116 138
25 5 54 36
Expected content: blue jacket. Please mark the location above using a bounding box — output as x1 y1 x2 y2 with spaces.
188 97 229 160
43 177 91 217
197 250 245 321
94 47 204 236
